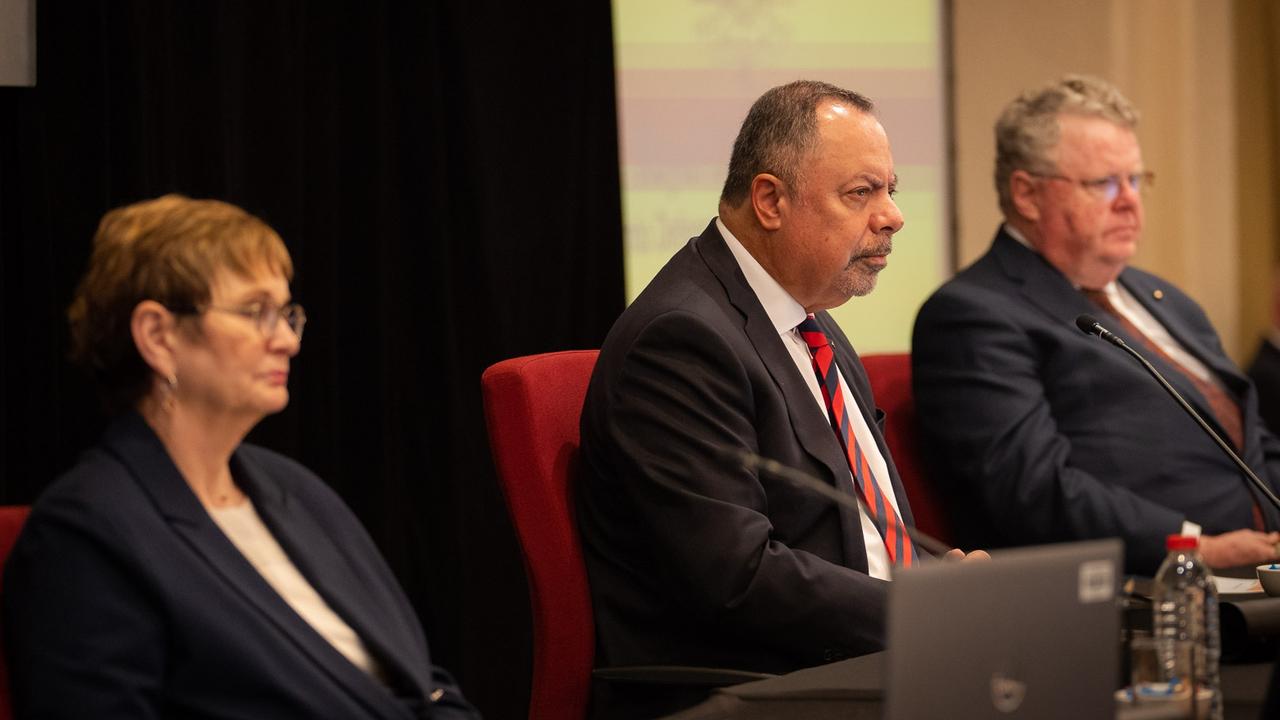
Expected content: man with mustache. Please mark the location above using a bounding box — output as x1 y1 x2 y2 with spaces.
576 80 921 719
912 75 1280 575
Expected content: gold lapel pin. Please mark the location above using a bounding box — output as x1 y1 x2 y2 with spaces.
1153 289 1164 300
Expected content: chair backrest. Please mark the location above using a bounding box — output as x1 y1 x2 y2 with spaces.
0 505 31 720
481 350 600 720
860 353 955 546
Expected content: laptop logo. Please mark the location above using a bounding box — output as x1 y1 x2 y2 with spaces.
1078 559 1115 603
990 672 1026 713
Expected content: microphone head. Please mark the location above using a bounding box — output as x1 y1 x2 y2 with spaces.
1075 314 1101 336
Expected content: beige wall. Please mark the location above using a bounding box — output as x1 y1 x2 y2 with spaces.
1235 0 1280 362
951 0 1270 363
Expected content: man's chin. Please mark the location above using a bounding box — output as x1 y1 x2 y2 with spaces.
841 274 879 300
1103 229 1140 248
1103 243 1138 266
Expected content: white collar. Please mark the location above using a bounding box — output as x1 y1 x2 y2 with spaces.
717 217 808 334
1003 222 1031 248
1004 223 1117 294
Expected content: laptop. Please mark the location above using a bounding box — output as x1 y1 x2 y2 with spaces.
885 539 1122 719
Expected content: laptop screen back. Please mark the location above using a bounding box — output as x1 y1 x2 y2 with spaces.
885 539 1122 719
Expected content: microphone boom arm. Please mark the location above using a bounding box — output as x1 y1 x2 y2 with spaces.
733 448 952 558
1076 314 1280 514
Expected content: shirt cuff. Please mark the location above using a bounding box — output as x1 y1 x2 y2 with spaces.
1180 521 1202 537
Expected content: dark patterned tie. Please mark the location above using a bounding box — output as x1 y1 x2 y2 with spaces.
1081 288 1244 451
797 314 915 567
1083 289 1265 529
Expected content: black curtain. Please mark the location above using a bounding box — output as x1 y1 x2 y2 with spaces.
0 2 624 717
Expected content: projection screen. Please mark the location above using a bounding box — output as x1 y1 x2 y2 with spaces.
613 0 947 352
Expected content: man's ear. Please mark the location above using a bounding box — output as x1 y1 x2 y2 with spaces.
1009 170 1042 222
131 300 178 380
749 174 787 231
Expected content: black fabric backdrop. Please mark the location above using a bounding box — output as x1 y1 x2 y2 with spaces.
0 2 624 717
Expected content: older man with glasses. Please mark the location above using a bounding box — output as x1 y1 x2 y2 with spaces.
912 75 1280 575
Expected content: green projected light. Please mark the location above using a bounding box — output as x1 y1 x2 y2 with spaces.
613 0 947 353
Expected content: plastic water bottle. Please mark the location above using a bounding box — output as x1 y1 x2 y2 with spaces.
1151 534 1221 719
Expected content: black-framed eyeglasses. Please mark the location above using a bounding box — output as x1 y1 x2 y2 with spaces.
168 301 307 341
1031 170 1155 203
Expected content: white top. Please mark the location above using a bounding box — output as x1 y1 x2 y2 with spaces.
209 500 386 680
718 218 900 579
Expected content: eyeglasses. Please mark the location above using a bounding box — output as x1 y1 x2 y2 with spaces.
1032 170 1155 203
169 301 307 340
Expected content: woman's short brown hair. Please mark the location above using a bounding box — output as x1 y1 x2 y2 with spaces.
67 194 293 413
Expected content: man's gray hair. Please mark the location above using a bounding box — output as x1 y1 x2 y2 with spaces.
721 80 874 206
994 75 1139 215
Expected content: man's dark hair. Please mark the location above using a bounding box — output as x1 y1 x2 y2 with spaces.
720 80 874 206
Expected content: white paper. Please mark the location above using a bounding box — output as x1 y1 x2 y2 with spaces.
1212 576 1262 594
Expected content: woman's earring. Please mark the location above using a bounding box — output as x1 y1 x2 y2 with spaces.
162 373 178 413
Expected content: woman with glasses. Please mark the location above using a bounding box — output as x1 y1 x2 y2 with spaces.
3 195 479 719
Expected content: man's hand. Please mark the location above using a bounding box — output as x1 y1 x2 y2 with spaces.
943 548 992 562
1197 530 1280 568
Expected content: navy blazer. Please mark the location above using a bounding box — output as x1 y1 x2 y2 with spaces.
3 412 478 719
578 220 910 689
912 228 1280 573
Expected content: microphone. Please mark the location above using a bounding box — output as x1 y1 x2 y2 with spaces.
1075 313 1121 344
1073 313 1280 514
728 447 951 558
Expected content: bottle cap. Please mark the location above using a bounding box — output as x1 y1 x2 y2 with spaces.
1166 534 1199 550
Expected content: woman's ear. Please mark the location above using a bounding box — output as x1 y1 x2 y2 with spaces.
131 300 178 380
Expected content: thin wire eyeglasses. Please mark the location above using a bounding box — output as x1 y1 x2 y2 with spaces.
168 301 307 340
1031 171 1155 203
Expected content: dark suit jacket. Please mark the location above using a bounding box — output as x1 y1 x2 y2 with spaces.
3 412 478 720
577 220 912 715
912 227 1280 573
1248 337 1280 435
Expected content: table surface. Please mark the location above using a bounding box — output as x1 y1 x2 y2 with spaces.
663 572 1280 719
662 652 1274 720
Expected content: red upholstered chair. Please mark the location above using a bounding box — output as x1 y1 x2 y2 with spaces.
0 505 31 720
483 351 788 718
481 351 600 720
860 353 955 547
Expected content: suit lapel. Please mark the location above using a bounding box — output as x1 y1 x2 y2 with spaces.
694 221 855 488
236 452 431 703
1117 271 1254 449
989 230 1239 445
103 414 410 720
693 221 870 566
1120 271 1248 394
990 230 1100 330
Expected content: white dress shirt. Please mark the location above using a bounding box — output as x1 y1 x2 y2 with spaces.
209 500 387 680
718 218 901 579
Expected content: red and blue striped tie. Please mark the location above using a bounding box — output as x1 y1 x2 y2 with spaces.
797 314 915 567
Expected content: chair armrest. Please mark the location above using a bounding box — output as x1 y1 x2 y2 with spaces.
592 665 776 686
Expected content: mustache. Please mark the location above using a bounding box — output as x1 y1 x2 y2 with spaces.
854 236 894 259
